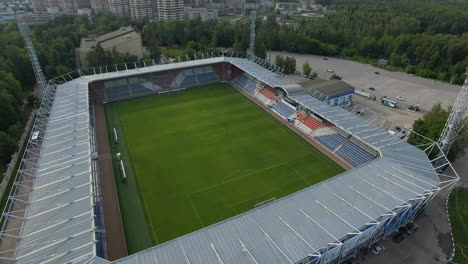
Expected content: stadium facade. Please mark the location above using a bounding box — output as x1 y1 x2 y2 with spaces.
0 53 459 264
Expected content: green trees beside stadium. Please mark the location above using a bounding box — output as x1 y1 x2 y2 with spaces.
408 103 468 161
253 0 468 84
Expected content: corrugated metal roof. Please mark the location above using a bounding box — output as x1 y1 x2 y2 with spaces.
10 56 441 264
13 82 96 264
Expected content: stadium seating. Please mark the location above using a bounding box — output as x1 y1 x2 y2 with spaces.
337 141 375 167
296 112 306 122
322 121 335 127
302 115 322 130
213 64 226 80
254 92 271 105
261 87 279 102
130 83 153 95
106 85 130 99
315 134 346 151
230 66 244 80
233 74 249 88
197 72 218 83
244 81 257 94
272 100 296 119
181 75 198 86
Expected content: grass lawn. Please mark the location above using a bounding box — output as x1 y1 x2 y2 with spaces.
162 48 187 58
448 188 468 264
105 83 344 253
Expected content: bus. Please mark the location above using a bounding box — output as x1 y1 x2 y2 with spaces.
381 97 396 108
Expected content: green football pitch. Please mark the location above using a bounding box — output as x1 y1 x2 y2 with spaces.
105 83 344 253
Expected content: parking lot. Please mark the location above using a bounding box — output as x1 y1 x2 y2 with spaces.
268 51 461 113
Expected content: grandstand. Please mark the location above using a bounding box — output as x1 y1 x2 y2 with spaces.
0 52 459 264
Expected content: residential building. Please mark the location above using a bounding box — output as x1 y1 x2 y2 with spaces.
76 26 145 67
129 0 154 20
157 0 183 20
90 0 109 13
108 0 131 18
184 7 218 20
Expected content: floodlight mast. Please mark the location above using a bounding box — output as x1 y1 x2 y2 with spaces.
16 16 47 94
249 10 256 55
438 69 468 156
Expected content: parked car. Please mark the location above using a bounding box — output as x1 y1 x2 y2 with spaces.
409 73 416 77
369 87 376 91
396 96 405 101
371 244 385 256
327 69 334 73
405 223 419 235
392 232 406 243
374 71 380 75
323 57 329 60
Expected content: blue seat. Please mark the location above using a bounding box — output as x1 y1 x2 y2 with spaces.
244 82 256 94
271 101 296 119
197 72 217 82
181 75 198 86
106 85 130 99
234 74 249 88
130 83 151 94
316 134 346 151
337 141 375 167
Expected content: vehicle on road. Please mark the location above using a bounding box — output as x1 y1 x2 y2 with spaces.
374 71 380 75
369 87 376 91
371 244 385 256
323 58 328 60
392 232 406 243
408 104 420 111
396 96 405 101
327 69 334 73
409 73 416 77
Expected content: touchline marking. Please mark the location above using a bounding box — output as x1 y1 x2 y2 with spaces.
187 194 205 227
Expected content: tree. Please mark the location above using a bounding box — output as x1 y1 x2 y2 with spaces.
254 41 267 59
407 103 467 161
303 61 312 77
283 56 296 74
275 55 285 68
0 91 20 131
0 131 15 163
330 73 342 80
310 72 318 80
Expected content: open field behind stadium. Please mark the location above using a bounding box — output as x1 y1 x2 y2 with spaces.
105 83 344 253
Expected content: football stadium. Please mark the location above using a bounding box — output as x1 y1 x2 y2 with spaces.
0 52 460 264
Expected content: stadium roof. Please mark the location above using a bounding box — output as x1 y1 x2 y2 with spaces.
5 56 448 264
12 80 96 264
281 80 355 98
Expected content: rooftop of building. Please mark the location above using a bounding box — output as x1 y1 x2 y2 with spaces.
280 79 355 97
79 26 140 52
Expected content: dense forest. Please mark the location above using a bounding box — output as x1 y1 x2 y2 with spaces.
141 0 468 84
0 13 131 173
256 0 468 84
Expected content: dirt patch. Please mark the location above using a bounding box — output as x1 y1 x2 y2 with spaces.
93 102 128 260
